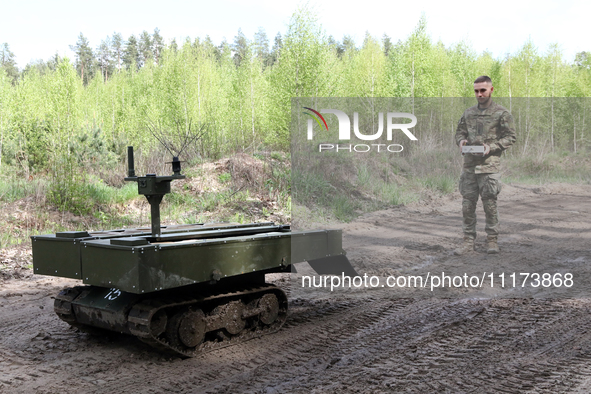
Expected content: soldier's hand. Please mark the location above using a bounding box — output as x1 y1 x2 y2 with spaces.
482 143 490 156
459 140 467 155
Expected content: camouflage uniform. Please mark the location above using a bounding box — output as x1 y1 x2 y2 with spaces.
455 101 516 240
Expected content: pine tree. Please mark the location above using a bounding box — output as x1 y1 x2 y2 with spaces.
139 30 153 66
269 33 282 67
339 35 356 58
47 53 61 71
575 51 590 69
0 43 19 84
23 59 49 76
70 33 95 84
327 35 338 51
232 29 249 67
97 37 114 81
253 28 270 66
153 28 164 65
111 32 123 71
203 35 221 62
382 34 393 57
122 35 139 70
170 38 178 53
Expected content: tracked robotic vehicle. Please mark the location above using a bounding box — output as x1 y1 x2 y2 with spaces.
31 147 356 357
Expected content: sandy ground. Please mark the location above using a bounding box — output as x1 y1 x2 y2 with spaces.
2 182 591 393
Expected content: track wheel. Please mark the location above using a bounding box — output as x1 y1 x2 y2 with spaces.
258 293 279 325
150 309 168 337
166 309 206 348
54 287 81 323
221 301 246 335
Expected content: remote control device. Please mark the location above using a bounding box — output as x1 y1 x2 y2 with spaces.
462 145 485 154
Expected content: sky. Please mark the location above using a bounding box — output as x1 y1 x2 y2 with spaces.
2 0 589 68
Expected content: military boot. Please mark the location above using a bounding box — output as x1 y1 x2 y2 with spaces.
486 236 500 254
454 236 475 255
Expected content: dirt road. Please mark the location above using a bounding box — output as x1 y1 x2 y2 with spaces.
2 182 591 393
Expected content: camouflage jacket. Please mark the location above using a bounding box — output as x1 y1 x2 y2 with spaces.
455 101 516 174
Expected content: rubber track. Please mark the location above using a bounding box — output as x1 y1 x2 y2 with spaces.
126 284 288 357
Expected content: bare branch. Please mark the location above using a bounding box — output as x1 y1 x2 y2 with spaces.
143 111 206 159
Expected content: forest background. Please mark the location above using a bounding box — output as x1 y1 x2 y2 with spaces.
1 8 590 249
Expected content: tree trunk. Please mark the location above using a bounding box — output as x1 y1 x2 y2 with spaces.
574 113 577 154
551 97 554 153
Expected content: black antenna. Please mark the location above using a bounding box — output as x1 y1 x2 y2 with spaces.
127 146 135 177
144 113 206 159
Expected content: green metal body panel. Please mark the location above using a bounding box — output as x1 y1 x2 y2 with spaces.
31 235 88 279
80 233 292 293
72 286 140 333
32 223 344 294
291 230 343 261
31 222 275 280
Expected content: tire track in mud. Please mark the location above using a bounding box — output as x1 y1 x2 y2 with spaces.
273 298 485 393
299 299 591 394
0 294 404 394
204 297 483 394
90 296 410 394
205 296 418 394
5 286 591 393
192 297 591 394
0 287 71 392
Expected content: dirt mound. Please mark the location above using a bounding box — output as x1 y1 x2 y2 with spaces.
225 153 267 192
181 154 275 196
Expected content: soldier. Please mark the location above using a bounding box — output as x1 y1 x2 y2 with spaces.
455 76 516 255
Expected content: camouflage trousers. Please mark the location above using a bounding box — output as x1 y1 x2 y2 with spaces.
459 172 502 239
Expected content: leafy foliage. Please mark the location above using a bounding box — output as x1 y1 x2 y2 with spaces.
0 7 589 191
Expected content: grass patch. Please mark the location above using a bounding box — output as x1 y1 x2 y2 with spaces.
292 148 591 227
504 152 591 184
292 168 335 207
218 172 231 183
91 210 135 229
420 174 457 195
377 183 409 206
331 195 359 222
356 164 372 188
0 177 47 203
85 176 138 205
